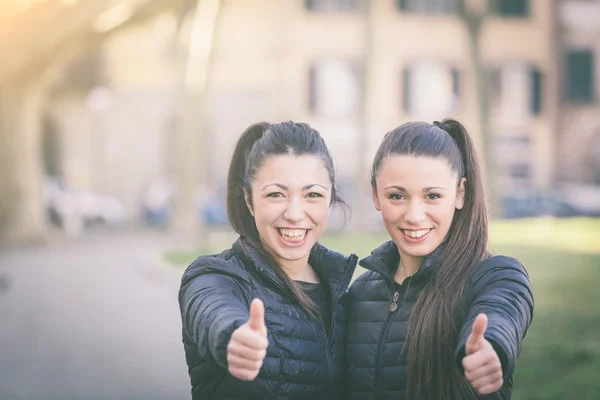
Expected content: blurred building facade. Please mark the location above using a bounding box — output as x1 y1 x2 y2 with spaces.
557 0 600 184
1 0 599 243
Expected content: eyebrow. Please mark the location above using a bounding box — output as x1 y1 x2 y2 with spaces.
261 183 329 191
383 185 448 192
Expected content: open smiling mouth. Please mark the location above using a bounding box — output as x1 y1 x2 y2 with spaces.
277 228 309 243
401 228 433 242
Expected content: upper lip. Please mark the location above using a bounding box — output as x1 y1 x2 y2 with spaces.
401 228 432 231
277 227 310 230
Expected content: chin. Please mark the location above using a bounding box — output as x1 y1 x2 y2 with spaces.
396 241 440 258
275 244 313 261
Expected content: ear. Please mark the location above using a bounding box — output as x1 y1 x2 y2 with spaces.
455 178 466 210
371 185 381 211
243 188 254 216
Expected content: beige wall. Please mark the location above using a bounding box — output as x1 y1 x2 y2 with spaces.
42 0 567 228
558 0 600 183
202 0 558 189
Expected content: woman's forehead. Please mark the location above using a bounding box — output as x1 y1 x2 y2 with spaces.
377 155 458 186
253 155 331 187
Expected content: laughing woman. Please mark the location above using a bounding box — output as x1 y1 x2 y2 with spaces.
179 121 357 399
346 119 534 400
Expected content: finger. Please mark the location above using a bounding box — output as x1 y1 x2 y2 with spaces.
462 343 498 372
465 313 488 355
231 325 269 349
228 342 267 361
248 298 266 335
228 366 260 381
473 376 504 395
227 352 264 371
470 369 503 390
464 359 502 383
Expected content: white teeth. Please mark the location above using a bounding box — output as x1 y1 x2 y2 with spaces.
278 229 307 242
403 229 430 238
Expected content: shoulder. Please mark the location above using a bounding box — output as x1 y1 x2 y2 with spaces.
472 255 528 279
180 248 253 288
466 254 532 297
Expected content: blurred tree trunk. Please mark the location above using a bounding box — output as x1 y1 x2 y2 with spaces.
170 0 221 235
458 0 499 218
0 82 47 245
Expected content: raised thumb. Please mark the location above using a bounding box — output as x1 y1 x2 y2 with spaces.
248 298 266 334
465 313 488 355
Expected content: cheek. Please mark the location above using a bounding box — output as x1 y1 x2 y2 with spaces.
433 204 457 226
312 203 331 223
253 201 281 224
380 203 401 221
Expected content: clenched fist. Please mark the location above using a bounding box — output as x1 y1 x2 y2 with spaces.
462 314 503 395
227 299 269 381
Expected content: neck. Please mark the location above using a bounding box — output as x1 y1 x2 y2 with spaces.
279 256 318 283
394 253 422 284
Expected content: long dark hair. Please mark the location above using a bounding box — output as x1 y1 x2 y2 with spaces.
371 119 488 399
227 121 346 318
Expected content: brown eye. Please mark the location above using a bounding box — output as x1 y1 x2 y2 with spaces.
426 193 441 200
389 193 404 200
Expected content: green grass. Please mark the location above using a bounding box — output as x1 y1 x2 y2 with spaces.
166 218 600 399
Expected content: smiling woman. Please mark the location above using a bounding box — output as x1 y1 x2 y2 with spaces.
246 154 332 282
178 121 357 400
346 119 534 400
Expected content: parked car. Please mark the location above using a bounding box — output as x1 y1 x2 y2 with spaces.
44 177 125 229
500 182 600 219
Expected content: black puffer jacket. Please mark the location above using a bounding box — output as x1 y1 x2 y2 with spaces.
346 241 534 400
179 238 358 400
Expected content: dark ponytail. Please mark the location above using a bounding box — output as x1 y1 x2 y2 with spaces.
227 121 345 319
226 122 268 242
371 119 489 399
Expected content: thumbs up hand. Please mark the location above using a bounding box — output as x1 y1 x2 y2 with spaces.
227 299 269 381
462 314 503 395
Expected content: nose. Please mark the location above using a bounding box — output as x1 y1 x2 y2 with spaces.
283 197 305 223
404 199 426 225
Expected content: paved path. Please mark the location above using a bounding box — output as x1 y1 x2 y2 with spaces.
0 230 195 400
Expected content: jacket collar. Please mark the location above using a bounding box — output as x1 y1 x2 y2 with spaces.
232 237 358 300
359 240 445 284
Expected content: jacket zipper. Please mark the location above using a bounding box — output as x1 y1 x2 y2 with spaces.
375 287 399 399
321 324 334 382
258 256 357 385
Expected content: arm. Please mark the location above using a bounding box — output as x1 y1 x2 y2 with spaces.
179 264 252 369
455 256 534 379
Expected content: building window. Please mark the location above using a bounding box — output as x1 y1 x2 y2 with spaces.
487 63 543 119
530 68 542 115
491 0 530 17
309 59 362 117
305 0 363 12
565 49 595 103
397 0 457 14
495 135 532 187
402 62 460 117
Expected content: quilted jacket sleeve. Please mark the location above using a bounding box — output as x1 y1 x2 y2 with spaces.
179 257 252 369
454 255 534 379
